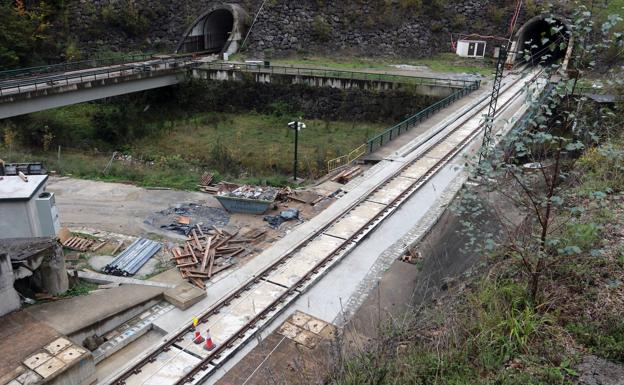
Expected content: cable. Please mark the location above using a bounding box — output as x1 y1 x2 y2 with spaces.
241 336 288 385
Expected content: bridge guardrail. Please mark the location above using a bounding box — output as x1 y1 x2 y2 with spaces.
0 53 158 81
0 58 200 97
201 62 478 89
366 80 481 153
327 79 481 173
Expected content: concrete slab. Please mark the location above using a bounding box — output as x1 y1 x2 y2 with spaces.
164 283 207 310
23 352 52 370
15 370 41 385
123 346 203 385
367 176 414 205
25 284 165 337
182 281 286 358
265 234 343 287
323 201 385 240
402 157 440 179
57 346 88 365
43 338 72 355
33 357 65 379
427 140 458 159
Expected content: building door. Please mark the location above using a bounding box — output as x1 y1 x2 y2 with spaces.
476 42 486 57
468 42 476 56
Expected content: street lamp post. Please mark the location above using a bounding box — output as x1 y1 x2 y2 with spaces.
288 120 306 181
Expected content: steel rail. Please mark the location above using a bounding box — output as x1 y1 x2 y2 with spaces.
111 68 543 385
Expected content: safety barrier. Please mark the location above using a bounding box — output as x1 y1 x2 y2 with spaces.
326 78 481 173
0 53 158 80
0 58 200 97
200 62 477 89
327 144 368 173
366 80 481 153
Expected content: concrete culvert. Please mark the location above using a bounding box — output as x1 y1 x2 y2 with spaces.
513 15 570 66
177 4 248 55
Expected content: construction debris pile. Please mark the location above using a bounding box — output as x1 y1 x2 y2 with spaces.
170 226 266 289
104 238 162 276
332 166 363 184
264 208 300 229
218 185 279 201
59 228 106 252
144 203 230 236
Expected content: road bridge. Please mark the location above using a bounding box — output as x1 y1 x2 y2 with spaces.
0 58 477 120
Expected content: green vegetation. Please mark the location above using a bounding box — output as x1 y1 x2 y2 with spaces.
61 280 98 297
269 53 495 77
3 106 385 189
331 4 624 383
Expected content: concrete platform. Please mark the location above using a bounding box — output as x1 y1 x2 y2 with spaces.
164 283 207 310
25 284 165 344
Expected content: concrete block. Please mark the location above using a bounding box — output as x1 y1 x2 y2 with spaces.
23 352 52 370
163 282 206 310
33 357 65 379
15 369 41 385
44 337 72 355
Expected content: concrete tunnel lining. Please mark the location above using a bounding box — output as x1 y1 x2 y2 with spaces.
176 3 248 55
513 14 571 65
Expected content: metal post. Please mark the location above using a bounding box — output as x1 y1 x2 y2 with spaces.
293 120 299 181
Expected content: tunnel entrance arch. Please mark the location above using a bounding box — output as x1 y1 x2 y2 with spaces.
176 4 248 55
509 14 571 66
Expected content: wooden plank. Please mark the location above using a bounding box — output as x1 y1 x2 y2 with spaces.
200 237 212 272
112 241 124 255
192 230 203 252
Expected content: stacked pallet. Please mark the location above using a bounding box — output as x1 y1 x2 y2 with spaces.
332 166 363 184
170 226 267 289
62 236 95 252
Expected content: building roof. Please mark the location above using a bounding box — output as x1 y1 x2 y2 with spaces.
0 175 48 202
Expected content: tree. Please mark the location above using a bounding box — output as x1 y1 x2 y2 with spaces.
458 1 623 302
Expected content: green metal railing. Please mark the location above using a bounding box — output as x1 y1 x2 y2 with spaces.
366 80 481 153
200 62 478 89
0 53 161 81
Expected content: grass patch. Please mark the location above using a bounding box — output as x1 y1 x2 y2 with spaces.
6 112 386 189
267 53 495 77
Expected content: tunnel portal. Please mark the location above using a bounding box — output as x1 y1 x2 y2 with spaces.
513 15 570 66
177 4 247 55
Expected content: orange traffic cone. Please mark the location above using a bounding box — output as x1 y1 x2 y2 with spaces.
193 331 204 344
203 330 216 351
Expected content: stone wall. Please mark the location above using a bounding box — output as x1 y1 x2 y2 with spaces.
66 0 549 58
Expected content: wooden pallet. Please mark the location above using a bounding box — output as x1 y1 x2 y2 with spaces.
62 236 96 252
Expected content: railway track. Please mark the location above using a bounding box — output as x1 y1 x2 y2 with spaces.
108 67 545 385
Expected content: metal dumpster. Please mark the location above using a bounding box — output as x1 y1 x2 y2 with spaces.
215 194 276 214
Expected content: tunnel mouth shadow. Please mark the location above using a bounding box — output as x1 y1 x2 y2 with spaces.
514 15 570 66
177 4 247 55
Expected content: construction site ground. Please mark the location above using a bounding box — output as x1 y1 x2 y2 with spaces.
0 311 60 383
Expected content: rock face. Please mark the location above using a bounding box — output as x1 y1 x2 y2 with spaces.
66 0 550 57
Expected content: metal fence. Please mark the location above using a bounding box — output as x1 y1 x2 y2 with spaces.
326 79 481 173
0 53 159 81
367 81 481 153
200 62 478 89
0 57 199 97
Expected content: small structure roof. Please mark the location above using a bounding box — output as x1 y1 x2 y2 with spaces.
0 175 48 202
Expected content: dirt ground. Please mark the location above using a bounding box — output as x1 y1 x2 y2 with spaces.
47 177 334 240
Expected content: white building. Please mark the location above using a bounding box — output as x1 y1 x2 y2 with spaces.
456 40 487 58
0 175 60 239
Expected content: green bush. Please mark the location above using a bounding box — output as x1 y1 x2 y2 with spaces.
312 16 332 42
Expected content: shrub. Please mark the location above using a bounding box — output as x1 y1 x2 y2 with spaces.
312 15 331 42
